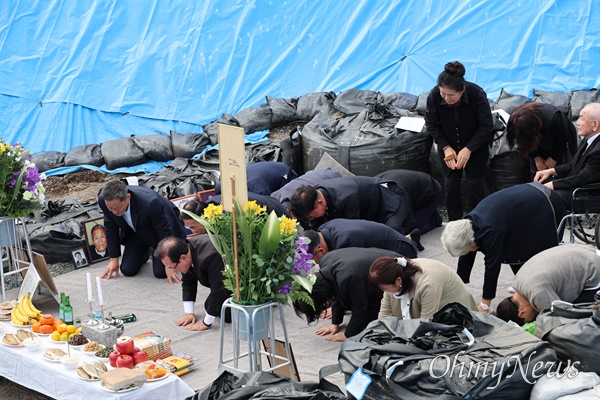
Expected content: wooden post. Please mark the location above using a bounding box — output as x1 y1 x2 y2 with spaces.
231 175 241 302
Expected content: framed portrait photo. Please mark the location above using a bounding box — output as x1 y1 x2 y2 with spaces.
83 217 109 263
71 248 89 269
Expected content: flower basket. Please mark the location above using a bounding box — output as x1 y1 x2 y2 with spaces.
181 199 317 308
0 140 45 218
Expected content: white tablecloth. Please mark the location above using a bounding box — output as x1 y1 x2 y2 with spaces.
0 324 195 400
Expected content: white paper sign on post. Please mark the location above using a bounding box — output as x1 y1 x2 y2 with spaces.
217 124 248 211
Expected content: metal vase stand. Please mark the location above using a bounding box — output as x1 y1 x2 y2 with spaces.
0 217 34 302
218 298 294 377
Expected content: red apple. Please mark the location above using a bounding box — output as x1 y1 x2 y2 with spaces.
115 354 134 369
133 350 149 365
115 336 135 355
132 346 141 354
108 350 121 368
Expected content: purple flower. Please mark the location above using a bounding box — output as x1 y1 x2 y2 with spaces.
278 283 291 295
22 166 40 191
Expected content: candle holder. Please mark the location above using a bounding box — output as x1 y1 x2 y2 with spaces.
97 302 110 330
85 299 99 326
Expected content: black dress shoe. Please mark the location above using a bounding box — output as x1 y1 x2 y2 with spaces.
409 228 424 251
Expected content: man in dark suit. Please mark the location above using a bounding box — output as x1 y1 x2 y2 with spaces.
98 180 187 279
155 236 231 331
303 219 420 263
290 176 414 234
535 103 600 207
293 247 400 342
375 169 444 235
215 161 298 196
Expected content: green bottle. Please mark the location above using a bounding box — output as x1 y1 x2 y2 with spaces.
59 292 65 321
63 296 74 325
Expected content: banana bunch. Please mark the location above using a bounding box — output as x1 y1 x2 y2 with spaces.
11 294 42 325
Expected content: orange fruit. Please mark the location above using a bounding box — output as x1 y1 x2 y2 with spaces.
66 325 77 334
50 331 60 341
52 319 63 330
40 324 54 334
40 314 54 325
32 323 42 333
56 323 68 333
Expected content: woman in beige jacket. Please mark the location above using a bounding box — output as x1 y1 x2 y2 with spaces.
368 256 478 319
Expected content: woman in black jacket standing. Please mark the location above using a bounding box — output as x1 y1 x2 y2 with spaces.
425 61 494 221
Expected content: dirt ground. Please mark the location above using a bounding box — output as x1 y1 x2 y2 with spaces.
43 170 134 204
42 127 295 204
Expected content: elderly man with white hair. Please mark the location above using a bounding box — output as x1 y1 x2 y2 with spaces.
441 182 567 313
534 102 600 207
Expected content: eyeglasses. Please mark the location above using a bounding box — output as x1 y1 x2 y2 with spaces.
168 261 179 270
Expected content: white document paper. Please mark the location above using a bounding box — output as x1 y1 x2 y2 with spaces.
395 116 425 133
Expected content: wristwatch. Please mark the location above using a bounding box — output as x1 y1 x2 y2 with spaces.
479 302 491 311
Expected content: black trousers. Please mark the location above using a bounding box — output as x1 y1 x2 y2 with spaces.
445 169 487 222
120 231 166 278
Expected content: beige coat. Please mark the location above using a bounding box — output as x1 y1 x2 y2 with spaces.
379 258 478 319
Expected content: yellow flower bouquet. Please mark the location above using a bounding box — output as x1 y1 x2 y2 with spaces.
182 200 317 306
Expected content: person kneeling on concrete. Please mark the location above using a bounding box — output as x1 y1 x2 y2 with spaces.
368 256 477 320
155 236 232 331
303 219 421 263
496 244 600 325
293 247 400 342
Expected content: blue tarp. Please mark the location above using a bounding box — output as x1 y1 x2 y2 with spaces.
1 0 599 153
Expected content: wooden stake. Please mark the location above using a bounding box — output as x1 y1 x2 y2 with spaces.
231 175 241 302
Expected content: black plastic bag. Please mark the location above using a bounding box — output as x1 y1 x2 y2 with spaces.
233 103 273 135
333 88 379 114
189 370 346 400
379 92 419 112
266 96 298 126
495 88 531 115
64 144 104 167
170 130 211 159
202 114 240 145
101 137 148 170
535 309 600 374
339 310 557 400
295 91 336 120
30 151 66 173
132 134 173 161
569 89 600 120
532 89 572 115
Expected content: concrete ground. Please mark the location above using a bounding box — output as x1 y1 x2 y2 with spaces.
1 222 591 399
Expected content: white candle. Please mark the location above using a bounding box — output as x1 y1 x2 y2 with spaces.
96 276 104 304
86 273 93 301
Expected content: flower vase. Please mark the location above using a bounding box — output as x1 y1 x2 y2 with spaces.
231 302 271 342
0 217 17 248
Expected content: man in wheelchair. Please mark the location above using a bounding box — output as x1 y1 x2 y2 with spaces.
534 102 600 207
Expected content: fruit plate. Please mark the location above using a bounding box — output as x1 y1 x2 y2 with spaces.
10 321 32 328
146 372 170 382
66 343 87 350
100 382 143 393
82 345 105 355
36 332 51 337
49 338 67 344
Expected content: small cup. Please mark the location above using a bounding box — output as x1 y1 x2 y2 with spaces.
22 336 41 352
60 355 80 370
